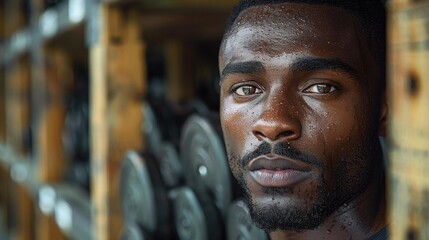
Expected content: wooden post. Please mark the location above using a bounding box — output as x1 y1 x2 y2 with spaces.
0 2 4 140
4 57 33 240
90 3 146 239
5 58 31 155
34 47 71 240
0 166 9 238
388 0 429 239
165 41 196 102
3 0 26 38
36 48 70 182
0 67 5 141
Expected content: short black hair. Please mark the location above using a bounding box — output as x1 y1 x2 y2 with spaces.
222 0 386 90
225 0 386 34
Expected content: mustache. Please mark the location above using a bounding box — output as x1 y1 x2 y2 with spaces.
240 142 323 168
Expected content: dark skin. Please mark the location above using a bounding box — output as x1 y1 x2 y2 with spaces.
219 3 387 240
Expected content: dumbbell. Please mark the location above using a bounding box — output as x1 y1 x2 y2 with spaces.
62 90 90 190
120 222 149 240
180 113 234 216
119 150 175 239
141 99 209 156
141 102 163 155
141 100 209 189
169 186 224 240
157 142 184 188
226 200 268 240
63 98 89 163
38 184 92 240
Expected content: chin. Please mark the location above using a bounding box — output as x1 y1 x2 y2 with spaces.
243 182 335 232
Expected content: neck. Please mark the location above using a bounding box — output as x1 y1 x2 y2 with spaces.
269 165 386 240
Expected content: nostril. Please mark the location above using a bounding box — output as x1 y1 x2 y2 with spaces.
276 130 295 140
252 117 302 142
253 130 297 141
253 130 266 141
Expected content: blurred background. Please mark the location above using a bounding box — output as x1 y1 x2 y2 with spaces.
0 0 245 239
0 0 428 240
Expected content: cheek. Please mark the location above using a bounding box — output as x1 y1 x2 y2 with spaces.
303 95 370 181
220 96 256 157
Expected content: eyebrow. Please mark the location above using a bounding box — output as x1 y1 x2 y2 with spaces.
291 57 360 80
220 61 265 81
220 57 360 82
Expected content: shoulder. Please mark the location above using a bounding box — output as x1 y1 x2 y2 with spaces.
369 227 389 240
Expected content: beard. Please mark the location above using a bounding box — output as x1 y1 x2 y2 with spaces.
228 139 379 232
242 176 333 231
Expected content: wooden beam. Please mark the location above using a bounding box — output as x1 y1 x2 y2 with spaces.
140 10 229 41
0 166 8 238
5 57 31 155
0 66 5 141
90 4 146 239
165 41 196 102
34 47 71 240
35 211 67 240
168 0 238 8
15 182 34 240
0 1 4 40
36 47 70 182
102 0 237 8
3 0 26 38
388 0 429 239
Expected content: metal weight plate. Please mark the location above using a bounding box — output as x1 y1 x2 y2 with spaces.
120 151 173 238
120 222 147 240
157 142 183 188
120 151 157 232
44 184 92 240
141 102 163 154
226 200 268 240
170 100 209 129
170 187 224 240
180 114 232 215
63 99 89 162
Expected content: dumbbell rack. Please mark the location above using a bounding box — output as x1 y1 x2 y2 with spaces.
0 0 237 239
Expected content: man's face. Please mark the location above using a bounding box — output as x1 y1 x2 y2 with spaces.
219 3 383 231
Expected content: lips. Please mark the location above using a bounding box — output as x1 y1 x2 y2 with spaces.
248 154 312 187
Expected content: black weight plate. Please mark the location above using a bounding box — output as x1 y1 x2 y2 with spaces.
180 114 232 215
169 187 223 240
157 142 183 188
48 184 92 240
63 100 89 162
120 222 147 240
120 151 157 231
141 102 163 154
226 200 268 240
120 151 174 238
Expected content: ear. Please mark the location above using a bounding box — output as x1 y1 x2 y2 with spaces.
378 91 388 137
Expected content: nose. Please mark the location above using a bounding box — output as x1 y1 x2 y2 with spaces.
252 98 302 142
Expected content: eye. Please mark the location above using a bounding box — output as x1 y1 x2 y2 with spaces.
234 85 263 96
304 84 337 94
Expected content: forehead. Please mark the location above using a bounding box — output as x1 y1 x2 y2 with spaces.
220 3 373 74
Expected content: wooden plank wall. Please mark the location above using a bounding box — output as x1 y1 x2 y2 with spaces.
90 4 146 239
4 57 33 240
0 0 239 239
0 66 5 141
389 0 429 239
3 0 26 38
5 58 31 156
34 47 70 240
0 1 5 140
